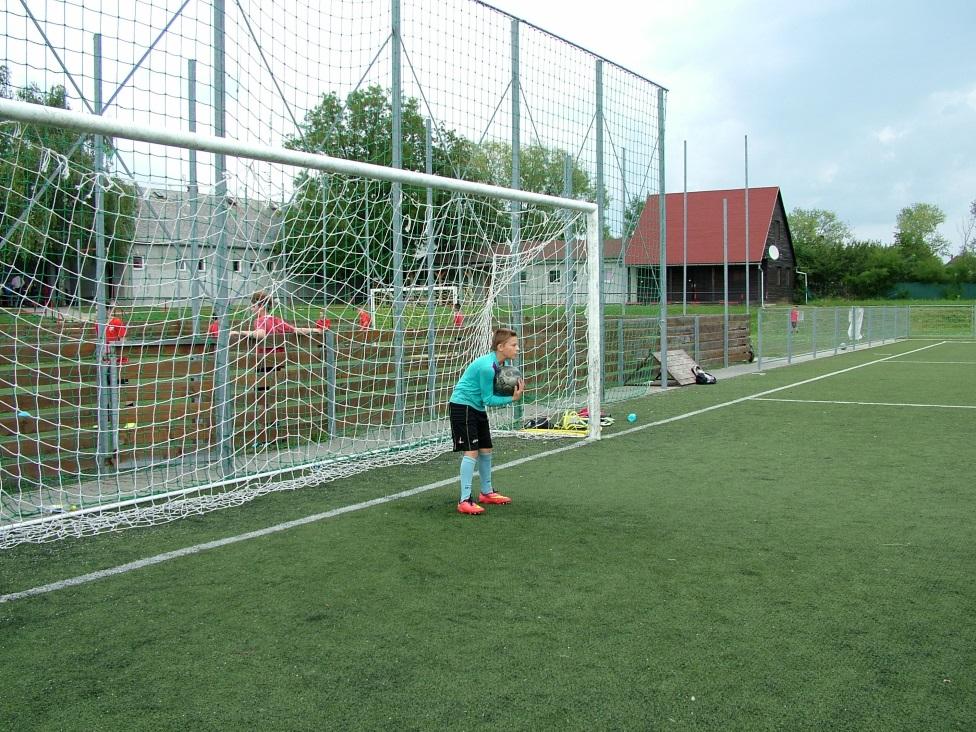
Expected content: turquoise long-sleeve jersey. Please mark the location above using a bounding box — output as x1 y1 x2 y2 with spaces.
448 352 514 411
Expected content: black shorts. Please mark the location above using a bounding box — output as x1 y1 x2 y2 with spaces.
449 402 492 452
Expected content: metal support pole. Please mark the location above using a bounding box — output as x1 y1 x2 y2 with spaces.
391 0 406 440
326 329 337 438
510 17 524 423
812 309 818 358
562 153 576 392
211 0 235 475
617 319 625 388
596 59 607 393
424 118 437 420
621 146 627 316
693 315 700 363
834 307 840 354
656 87 668 389
187 58 201 335
722 198 729 369
757 308 763 371
93 34 111 469
786 309 793 364
744 134 750 312
682 140 687 315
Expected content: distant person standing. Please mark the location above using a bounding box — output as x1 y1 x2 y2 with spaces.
790 306 799 333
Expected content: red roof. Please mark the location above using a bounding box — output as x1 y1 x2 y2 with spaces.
626 186 782 266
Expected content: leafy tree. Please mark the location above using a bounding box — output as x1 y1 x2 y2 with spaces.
946 251 976 283
280 85 484 299
623 194 646 239
0 71 135 295
895 202 949 258
788 207 854 297
278 86 597 300
841 241 904 298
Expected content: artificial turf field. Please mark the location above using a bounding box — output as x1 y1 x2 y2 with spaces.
1 339 974 731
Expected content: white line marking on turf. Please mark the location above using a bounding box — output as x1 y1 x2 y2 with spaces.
0 340 947 605
879 360 976 365
751 397 976 409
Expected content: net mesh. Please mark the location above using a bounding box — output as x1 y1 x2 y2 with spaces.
0 122 592 544
0 0 665 544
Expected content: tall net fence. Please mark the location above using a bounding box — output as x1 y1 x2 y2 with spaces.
0 0 663 544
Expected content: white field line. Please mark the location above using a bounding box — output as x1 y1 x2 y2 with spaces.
0 340 947 605
878 360 976 365
752 397 976 409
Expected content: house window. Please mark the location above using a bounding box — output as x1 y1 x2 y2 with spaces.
232 260 242 273
198 260 207 272
177 260 187 272
549 269 561 284
519 271 527 283
132 255 145 270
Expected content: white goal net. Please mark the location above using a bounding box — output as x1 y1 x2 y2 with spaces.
0 99 600 546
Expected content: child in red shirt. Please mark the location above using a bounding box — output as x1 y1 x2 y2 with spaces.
358 308 372 330
453 302 464 328
315 310 331 331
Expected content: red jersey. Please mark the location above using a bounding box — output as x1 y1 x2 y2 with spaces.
358 309 371 329
104 317 127 343
453 311 464 327
315 317 331 331
254 314 296 335
208 320 219 336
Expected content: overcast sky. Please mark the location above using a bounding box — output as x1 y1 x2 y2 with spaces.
487 0 976 250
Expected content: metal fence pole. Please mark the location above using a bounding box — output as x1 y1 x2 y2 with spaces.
812 308 817 359
657 87 668 388
693 315 700 363
786 309 793 364
391 0 406 440
510 17 524 423
326 329 337 438
832 307 838 354
93 34 111 469
424 118 437 420
757 308 763 371
722 198 729 369
211 0 236 476
187 59 201 335
562 154 576 391
596 59 607 393
617 318 624 387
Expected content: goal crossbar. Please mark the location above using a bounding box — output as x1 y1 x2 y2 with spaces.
0 99 597 213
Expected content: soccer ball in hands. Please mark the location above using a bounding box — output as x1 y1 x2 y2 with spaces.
493 365 523 396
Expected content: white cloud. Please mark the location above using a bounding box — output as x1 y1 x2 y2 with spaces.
875 126 906 145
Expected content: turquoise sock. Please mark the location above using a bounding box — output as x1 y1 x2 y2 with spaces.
477 452 493 494
459 456 476 502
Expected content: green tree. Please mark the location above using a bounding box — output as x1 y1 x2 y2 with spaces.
788 207 853 297
841 241 904 298
279 86 596 300
0 71 135 295
623 194 646 239
895 202 949 258
280 85 482 299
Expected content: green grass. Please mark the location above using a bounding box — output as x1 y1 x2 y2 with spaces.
1 341 975 730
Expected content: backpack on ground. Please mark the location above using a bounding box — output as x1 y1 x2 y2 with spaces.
692 365 717 385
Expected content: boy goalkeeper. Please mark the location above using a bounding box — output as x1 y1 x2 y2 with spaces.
448 328 525 515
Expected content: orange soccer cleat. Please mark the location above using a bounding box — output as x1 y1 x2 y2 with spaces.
478 492 511 505
457 499 485 515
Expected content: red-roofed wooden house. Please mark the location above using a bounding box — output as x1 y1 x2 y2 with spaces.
625 186 796 304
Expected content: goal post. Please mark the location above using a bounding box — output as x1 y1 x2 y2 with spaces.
0 98 602 546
